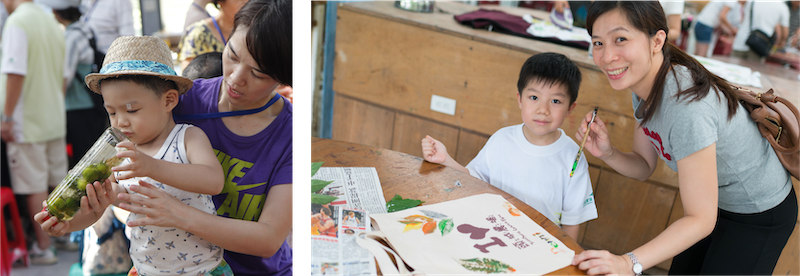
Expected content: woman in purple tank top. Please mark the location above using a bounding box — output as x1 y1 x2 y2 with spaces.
110 0 294 275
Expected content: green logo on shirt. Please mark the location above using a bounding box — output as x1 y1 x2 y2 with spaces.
214 150 266 221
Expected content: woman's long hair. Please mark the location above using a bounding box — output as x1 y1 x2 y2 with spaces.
586 1 738 125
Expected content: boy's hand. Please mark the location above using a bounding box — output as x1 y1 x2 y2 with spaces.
34 203 71 237
112 141 157 180
85 178 117 217
575 112 613 160
421 135 450 164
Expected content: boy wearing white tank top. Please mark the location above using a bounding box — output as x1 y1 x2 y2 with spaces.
35 36 231 276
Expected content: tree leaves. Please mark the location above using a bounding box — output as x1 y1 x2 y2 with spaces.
386 194 423 212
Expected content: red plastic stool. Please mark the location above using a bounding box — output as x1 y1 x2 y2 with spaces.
1 187 28 276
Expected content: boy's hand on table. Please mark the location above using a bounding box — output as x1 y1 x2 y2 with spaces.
421 135 449 164
112 141 158 180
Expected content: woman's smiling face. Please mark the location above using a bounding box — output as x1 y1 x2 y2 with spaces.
590 8 665 97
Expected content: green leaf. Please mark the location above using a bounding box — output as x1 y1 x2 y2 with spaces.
311 193 338 205
311 162 324 177
458 258 516 273
311 179 334 193
438 218 454 236
386 194 423 212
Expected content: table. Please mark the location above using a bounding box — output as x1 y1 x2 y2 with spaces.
710 55 800 107
312 138 585 275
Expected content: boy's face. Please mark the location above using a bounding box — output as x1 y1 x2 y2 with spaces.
101 80 176 146
517 79 576 145
221 26 281 109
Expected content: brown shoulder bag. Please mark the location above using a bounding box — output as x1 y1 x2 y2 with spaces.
734 85 800 179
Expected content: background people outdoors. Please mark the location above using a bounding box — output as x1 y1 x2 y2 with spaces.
80 0 134 53
732 0 790 62
177 0 246 69
692 0 745 57
573 2 796 274
1 0 67 265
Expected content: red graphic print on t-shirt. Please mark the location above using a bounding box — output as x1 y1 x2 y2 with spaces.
642 127 672 161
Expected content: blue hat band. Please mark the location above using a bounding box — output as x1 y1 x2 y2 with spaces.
100 60 178 76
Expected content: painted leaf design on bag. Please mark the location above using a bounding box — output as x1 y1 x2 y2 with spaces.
403 222 424 232
459 258 517 273
422 221 437 234
438 218 454 236
419 209 448 219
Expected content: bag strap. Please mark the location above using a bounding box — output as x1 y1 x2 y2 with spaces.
749 2 754 32
355 231 411 275
733 85 800 152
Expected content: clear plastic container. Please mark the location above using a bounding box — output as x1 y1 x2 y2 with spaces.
45 127 127 221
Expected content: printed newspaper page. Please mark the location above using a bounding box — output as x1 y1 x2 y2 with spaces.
311 167 388 275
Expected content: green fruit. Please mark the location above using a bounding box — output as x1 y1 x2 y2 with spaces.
82 165 99 182
77 178 88 191
95 163 110 180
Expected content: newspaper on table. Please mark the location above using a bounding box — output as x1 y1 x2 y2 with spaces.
311 167 388 275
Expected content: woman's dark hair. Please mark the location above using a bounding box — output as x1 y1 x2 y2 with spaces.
517 52 582 105
232 0 292 86
586 1 738 125
53 7 82 23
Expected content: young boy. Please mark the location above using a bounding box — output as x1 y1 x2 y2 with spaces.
421 53 597 239
35 36 231 275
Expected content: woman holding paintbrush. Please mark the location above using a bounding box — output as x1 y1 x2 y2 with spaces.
572 2 795 275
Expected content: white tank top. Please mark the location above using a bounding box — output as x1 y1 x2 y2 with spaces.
117 124 222 275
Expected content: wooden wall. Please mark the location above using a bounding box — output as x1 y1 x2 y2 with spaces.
329 2 798 273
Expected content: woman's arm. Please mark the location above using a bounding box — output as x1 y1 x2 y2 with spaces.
573 144 718 275
717 6 736 35
575 112 659 181
599 124 659 181
113 127 224 195
119 181 292 258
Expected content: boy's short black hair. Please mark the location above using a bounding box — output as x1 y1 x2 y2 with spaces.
183 52 223 80
99 75 178 96
516 53 581 105
232 0 291 86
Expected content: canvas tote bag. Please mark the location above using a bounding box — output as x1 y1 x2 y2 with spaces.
357 193 574 274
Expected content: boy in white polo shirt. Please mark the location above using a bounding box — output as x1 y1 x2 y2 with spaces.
421 53 597 239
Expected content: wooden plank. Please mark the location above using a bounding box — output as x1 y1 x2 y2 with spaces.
577 166 603 244
773 177 800 275
337 2 598 69
334 8 529 136
582 168 678 254
454 130 488 166
392 113 459 158
331 94 395 149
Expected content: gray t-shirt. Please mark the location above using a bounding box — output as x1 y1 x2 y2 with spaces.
632 65 791 214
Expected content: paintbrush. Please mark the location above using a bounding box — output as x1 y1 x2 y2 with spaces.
570 107 598 177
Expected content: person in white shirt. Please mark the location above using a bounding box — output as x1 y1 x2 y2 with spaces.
80 0 134 53
660 0 684 44
693 0 745 57
732 0 790 61
421 53 598 240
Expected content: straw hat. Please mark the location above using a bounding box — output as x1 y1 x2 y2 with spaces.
85 36 193 94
